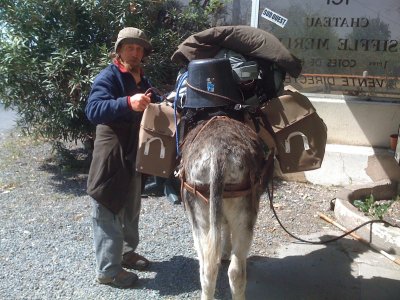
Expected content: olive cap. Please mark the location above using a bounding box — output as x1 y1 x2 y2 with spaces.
114 27 152 56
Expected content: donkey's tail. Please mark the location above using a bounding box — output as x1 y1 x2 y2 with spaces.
205 155 225 269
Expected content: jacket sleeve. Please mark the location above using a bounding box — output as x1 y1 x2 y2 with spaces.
85 68 131 125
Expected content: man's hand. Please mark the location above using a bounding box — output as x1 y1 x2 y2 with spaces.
128 93 151 112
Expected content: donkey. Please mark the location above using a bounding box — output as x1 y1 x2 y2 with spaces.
179 115 271 300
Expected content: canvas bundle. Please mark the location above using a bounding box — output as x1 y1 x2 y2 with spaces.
261 87 327 173
136 102 180 178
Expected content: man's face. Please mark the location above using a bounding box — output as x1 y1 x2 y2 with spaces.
118 42 145 69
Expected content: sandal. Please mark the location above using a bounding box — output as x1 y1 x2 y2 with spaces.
97 269 138 288
122 251 150 270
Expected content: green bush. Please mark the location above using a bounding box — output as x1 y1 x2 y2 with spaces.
353 194 399 220
0 0 226 144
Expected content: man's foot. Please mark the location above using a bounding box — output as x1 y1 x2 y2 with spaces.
122 251 150 270
97 269 138 288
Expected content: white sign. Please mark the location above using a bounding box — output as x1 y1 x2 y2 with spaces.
261 7 288 28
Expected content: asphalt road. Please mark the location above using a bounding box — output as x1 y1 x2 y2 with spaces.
0 103 17 130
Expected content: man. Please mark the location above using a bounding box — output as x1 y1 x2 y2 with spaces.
85 27 157 288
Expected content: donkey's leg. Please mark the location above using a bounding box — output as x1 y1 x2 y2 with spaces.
187 198 218 300
226 198 256 300
184 192 212 300
190 218 216 300
200 213 221 300
193 229 208 300
193 230 219 300
229 229 253 300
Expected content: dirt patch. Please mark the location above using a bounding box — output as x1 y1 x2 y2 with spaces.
382 200 400 227
250 180 339 257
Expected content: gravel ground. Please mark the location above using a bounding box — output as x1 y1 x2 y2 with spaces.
0 128 340 300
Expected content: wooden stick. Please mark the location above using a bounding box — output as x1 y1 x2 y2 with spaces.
318 212 400 266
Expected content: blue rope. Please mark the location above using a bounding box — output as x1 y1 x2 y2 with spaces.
174 71 188 157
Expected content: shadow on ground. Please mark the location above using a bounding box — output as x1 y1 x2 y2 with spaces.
246 236 400 300
38 147 90 197
135 255 232 299
134 237 400 300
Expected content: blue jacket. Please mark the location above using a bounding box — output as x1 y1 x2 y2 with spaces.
85 63 155 125
85 63 157 213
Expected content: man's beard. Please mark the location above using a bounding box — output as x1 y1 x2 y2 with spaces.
121 58 141 73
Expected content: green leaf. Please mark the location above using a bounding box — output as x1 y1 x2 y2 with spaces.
0 0 226 144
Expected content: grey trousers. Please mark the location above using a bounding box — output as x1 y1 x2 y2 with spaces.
92 171 142 279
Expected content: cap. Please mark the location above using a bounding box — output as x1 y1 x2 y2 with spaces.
114 27 152 56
